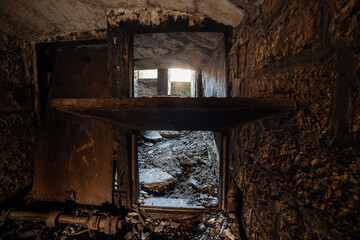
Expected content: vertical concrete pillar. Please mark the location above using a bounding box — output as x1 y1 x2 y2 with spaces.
157 69 168 96
196 71 203 97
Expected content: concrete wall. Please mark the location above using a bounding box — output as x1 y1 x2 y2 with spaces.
0 32 38 204
228 0 359 239
202 38 227 97
137 79 158 97
171 82 191 97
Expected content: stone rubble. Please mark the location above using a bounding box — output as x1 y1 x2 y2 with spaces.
122 210 241 240
0 205 240 239
139 168 176 194
142 130 163 141
138 131 220 208
159 130 182 138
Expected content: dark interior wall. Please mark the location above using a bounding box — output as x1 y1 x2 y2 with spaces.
0 31 38 204
228 0 359 239
202 38 227 97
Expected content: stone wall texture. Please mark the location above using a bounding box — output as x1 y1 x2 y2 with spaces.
228 0 359 239
0 31 38 204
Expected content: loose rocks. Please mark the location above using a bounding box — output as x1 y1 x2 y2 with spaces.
160 130 181 138
142 130 163 141
139 168 175 193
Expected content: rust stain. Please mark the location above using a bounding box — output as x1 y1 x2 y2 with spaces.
75 129 94 153
82 155 89 167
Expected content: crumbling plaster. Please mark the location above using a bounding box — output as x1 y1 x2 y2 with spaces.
0 0 245 42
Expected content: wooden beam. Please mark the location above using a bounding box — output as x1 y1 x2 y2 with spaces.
107 24 133 98
51 97 296 131
107 21 134 209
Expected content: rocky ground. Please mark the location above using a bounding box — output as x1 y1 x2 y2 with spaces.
137 130 220 208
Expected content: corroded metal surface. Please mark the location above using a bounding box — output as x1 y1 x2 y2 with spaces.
32 48 114 206
2 210 122 235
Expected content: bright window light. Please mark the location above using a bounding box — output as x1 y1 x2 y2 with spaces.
169 68 192 82
139 69 158 79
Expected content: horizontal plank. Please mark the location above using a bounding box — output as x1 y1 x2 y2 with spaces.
51 97 296 130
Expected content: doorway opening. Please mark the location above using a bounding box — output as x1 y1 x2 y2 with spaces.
131 31 226 209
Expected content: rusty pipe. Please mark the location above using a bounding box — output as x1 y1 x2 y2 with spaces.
7 211 48 221
2 210 122 235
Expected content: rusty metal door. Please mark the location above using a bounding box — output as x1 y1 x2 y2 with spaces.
32 47 114 205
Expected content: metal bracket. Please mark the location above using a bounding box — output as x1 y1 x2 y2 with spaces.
98 216 122 235
46 210 63 227
113 191 121 208
65 189 76 202
0 208 15 222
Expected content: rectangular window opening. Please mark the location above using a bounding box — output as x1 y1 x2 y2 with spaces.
134 68 196 98
137 130 221 209
168 68 196 97
134 69 159 97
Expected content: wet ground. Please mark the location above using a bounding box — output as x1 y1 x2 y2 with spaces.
137 131 220 208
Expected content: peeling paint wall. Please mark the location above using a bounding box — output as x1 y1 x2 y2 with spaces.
41 29 106 43
0 31 38 204
202 38 227 97
228 0 360 239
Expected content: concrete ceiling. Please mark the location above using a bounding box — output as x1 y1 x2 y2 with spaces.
134 32 224 70
0 0 245 42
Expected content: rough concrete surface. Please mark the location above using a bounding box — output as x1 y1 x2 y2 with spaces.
202 38 227 97
134 32 224 71
171 82 191 96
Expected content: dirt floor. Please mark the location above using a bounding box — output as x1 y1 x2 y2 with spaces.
137 131 220 208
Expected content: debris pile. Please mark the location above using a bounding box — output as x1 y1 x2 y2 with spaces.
122 210 241 240
122 212 196 240
1 203 241 240
192 211 240 240
138 131 220 208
